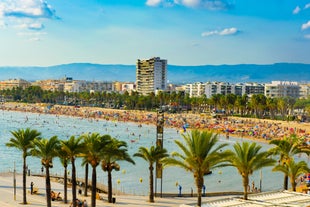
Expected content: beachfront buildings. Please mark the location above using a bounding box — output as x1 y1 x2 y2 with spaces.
136 57 167 95
265 81 300 99
0 79 31 90
184 81 265 98
299 83 310 99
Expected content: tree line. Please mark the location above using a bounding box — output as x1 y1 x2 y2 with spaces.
6 128 310 207
1 86 310 120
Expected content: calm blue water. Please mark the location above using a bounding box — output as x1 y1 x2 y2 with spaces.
1 110 308 195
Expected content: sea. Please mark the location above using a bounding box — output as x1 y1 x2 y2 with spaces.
0 109 308 195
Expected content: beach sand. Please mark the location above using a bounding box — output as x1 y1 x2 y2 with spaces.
1 102 309 143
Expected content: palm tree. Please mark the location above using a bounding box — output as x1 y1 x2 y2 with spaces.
227 142 275 200
61 136 84 207
273 159 309 191
6 128 41 204
134 145 168 203
57 143 71 204
81 133 110 207
101 138 135 203
269 135 309 190
31 136 60 207
162 130 230 207
81 159 89 197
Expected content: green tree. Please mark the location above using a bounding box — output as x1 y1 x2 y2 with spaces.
226 142 275 200
102 138 135 203
6 128 41 204
269 135 310 190
61 136 84 207
81 133 110 207
162 130 230 207
31 136 60 207
134 146 168 203
273 159 309 191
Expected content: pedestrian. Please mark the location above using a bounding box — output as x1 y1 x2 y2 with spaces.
83 199 88 207
30 182 34 194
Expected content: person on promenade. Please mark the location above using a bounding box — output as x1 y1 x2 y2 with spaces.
82 199 88 207
30 182 34 194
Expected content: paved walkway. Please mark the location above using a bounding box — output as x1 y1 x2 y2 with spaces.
0 172 223 207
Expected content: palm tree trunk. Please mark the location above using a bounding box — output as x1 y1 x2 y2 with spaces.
91 166 97 207
64 165 68 203
291 180 296 192
45 166 52 207
242 176 249 200
195 175 203 207
284 174 288 190
108 169 113 203
149 165 154 203
23 155 27 204
72 160 77 207
84 163 89 197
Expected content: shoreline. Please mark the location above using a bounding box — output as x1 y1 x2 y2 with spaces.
1 102 309 144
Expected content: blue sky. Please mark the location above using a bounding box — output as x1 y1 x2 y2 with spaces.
0 0 310 66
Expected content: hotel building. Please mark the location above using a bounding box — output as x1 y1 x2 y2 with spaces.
136 57 167 95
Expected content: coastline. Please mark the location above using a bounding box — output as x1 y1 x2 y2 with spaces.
1 102 309 144
1 103 310 206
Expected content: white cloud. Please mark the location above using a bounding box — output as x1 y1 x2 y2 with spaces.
304 3 310 9
147 0 233 10
301 21 310 30
293 6 301 14
0 0 58 19
219 27 237 35
304 34 310 39
146 0 163 7
28 22 44 30
201 30 218 37
0 0 56 39
201 27 238 37
178 0 200 7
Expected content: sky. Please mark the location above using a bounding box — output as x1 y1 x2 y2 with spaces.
0 0 310 66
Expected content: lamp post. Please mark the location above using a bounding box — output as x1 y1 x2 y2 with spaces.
259 169 262 192
155 109 164 197
13 161 16 200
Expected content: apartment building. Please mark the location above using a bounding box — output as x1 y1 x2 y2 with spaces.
186 82 205 97
265 81 300 98
32 79 64 92
298 83 310 99
0 79 31 90
204 82 232 98
233 82 265 97
136 57 167 95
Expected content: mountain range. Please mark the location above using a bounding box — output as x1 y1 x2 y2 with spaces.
0 63 309 84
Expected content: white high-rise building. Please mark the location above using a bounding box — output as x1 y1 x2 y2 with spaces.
136 57 167 95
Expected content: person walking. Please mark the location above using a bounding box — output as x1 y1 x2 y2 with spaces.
30 182 34 194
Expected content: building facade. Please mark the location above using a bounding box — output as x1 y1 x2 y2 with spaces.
136 57 167 95
265 81 300 98
0 79 31 90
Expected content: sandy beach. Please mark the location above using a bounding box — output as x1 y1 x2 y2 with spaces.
1 102 309 144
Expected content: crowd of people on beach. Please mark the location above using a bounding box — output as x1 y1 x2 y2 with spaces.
0 102 309 143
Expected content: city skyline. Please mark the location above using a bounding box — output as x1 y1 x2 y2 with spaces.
1 0 310 67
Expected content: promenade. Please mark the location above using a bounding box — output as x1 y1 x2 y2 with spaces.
0 172 224 207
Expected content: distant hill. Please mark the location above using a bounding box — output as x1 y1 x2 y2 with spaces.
0 63 309 83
